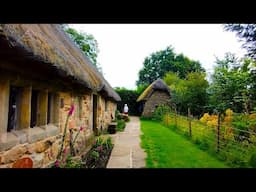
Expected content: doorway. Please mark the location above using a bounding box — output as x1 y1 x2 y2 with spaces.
7 86 20 132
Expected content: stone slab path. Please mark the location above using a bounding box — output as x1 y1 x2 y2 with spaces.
107 116 146 168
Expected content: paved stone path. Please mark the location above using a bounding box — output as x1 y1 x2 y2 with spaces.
107 116 146 168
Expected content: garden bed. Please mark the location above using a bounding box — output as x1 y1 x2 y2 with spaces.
82 145 113 168
51 136 114 168
81 136 114 168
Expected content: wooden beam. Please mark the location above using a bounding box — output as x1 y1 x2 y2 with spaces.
0 79 10 133
37 90 48 126
19 86 32 129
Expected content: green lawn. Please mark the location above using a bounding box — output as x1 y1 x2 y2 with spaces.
141 120 228 168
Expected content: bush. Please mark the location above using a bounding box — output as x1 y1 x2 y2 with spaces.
152 105 172 121
64 155 83 168
104 137 114 150
198 138 210 150
249 153 256 167
115 110 122 120
117 119 126 131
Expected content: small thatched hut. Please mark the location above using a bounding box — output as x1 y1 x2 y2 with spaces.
0 24 120 168
137 79 171 117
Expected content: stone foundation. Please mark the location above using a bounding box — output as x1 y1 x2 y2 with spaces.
0 130 94 168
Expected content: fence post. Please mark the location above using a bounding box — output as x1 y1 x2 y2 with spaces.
188 107 192 137
216 112 221 153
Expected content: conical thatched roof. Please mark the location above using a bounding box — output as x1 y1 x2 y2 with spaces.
0 24 120 101
136 79 170 102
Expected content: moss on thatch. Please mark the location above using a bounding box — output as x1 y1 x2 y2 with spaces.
0 24 120 101
136 79 170 102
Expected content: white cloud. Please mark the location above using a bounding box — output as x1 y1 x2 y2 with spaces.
69 24 246 90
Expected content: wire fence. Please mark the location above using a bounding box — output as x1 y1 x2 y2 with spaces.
163 112 256 167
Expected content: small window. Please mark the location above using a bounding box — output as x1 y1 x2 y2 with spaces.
30 90 39 128
7 86 21 132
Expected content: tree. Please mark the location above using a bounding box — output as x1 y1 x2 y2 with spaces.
208 53 253 113
163 72 184 112
61 25 102 72
163 72 208 117
185 72 209 116
135 84 149 95
224 24 256 60
136 46 205 86
224 24 256 106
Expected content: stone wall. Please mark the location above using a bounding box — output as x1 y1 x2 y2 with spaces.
0 91 118 168
142 91 170 117
0 68 118 168
0 91 96 168
0 134 60 168
97 96 104 132
0 132 95 168
58 92 94 160
104 100 116 129
97 97 117 133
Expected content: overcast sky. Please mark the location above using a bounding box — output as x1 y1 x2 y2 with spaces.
69 24 246 90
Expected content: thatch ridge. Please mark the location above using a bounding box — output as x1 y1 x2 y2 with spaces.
101 76 121 101
136 79 170 102
0 24 120 101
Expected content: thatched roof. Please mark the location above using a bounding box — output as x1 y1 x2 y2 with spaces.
136 79 170 102
0 24 120 101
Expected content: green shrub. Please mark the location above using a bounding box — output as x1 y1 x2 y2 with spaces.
152 105 172 121
64 155 83 168
90 150 100 160
92 136 104 148
117 119 126 131
249 153 256 167
102 136 113 150
115 110 122 120
198 138 210 150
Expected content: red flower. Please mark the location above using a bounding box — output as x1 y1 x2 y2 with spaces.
55 160 60 167
79 127 84 132
68 104 75 116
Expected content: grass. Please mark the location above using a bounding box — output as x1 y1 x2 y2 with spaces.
163 113 255 167
140 119 228 168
